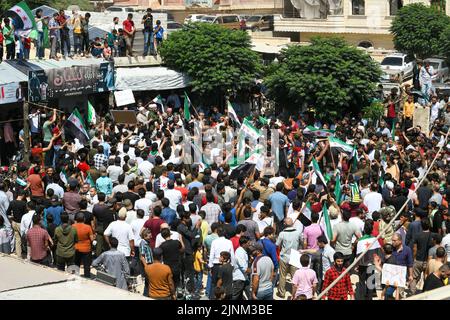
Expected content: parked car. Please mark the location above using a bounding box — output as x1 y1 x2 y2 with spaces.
424 58 449 83
166 21 183 36
105 6 136 13
245 15 274 31
184 14 205 23
200 14 240 30
380 53 415 83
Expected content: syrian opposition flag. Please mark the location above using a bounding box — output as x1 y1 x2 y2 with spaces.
87 101 96 125
66 108 90 145
59 169 68 186
229 162 255 180
334 173 342 205
241 118 262 141
328 137 354 156
303 126 335 137
6 1 36 31
227 101 241 125
183 92 191 121
321 203 333 242
356 235 381 255
311 158 327 187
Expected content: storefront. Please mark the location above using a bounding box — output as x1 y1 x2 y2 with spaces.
4 58 115 116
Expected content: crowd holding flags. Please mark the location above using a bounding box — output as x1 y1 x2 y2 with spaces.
5 1 38 40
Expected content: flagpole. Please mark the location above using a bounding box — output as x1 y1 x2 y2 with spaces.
329 143 336 171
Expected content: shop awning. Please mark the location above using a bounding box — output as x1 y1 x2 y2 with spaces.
0 62 28 85
5 58 115 103
115 67 190 91
0 63 28 105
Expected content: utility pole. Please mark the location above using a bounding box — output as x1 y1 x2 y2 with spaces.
23 99 30 164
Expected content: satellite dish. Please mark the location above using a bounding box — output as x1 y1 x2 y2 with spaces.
67 265 80 275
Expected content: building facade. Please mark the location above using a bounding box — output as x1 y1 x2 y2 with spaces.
274 0 450 49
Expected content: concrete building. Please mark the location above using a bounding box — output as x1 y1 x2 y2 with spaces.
274 0 450 49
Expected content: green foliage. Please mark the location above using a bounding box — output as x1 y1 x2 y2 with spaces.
440 25 450 61
159 23 262 100
363 101 384 123
49 0 94 11
264 37 381 119
390 3 450 59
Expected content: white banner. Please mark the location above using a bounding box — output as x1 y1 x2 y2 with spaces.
0 83 23 105
381 263 407 288
114 89 135 107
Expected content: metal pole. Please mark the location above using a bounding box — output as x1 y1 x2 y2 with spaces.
23 99 30 164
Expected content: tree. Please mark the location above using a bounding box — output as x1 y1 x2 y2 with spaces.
264 37 381 119
159 23 262 105
390 3 450 59
440 25 450 60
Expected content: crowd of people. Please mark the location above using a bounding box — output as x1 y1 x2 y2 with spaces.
0 7 165 62
0 54 448 299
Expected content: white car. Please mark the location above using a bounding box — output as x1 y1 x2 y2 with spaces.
424 58 449 83
105 6 136 13
380 53 415 83
184 14 205 23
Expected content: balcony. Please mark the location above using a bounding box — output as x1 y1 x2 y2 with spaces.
274 13 392 34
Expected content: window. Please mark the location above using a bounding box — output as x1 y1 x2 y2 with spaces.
442 61 448 68
222 16 238 23
125 8 134 12
107 7 122 12
352 0 365 15
380 57 403 66
431 0 446 12
389 0 403 15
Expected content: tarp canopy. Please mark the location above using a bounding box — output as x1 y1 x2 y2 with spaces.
0 62 28 85
5 57 108 74
115 67 190 91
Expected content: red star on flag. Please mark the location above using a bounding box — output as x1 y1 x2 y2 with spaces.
22 16 28 21
15 9 21 13
364 242 372 249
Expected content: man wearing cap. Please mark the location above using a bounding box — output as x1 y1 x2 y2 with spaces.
96 167 113 198
104 207 135 259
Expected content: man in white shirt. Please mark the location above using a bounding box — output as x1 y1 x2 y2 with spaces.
155 222 183 248
130 209 148 255
349 209 365 242
104 208 135 258
134 188 153 217
363 183 383 219
20 204 36 237
442 233 450 262
208 226 235 299
107 157 124 184
112 174 128 197
164 180 182 211
138 153 154 181
232 235 250 300
46 182 64 200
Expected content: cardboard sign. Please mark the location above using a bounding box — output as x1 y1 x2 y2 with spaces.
114 89 135 107
110 110 138 124
413 105 430 136
381 263 407 288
